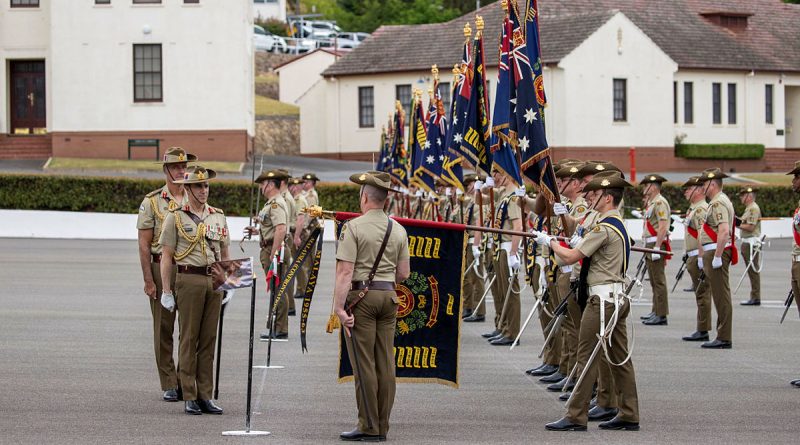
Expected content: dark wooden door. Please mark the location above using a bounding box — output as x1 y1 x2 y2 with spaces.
9 61 46 134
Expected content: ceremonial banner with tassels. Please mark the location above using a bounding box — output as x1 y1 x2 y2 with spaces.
458 16 493 176
271 226 323 351
334 212 466 388
300 227 324 352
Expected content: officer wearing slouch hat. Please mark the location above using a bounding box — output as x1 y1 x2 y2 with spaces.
136 146 194 402
639 174 671 326
276 169 298 316
697 167 736 349
681 176 713 342
159 165 230 415
737 186 762 306
786 161 800 387
334 171 410 441
460 173 486 321
542 173 640 432
246 170 290 340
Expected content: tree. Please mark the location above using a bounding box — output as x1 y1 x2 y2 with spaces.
298 0 463 33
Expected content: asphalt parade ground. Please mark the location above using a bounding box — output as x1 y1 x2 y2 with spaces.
2 237 800 444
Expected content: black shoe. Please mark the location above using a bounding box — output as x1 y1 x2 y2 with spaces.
288 309 296 316
197 399 223 414
481 329 501 338
701 339 732 349
639 312 654 320
545 417 587 431
598 416 640 431
339 429 385 442
642 315 667 326
740 299 761 306
683 287 695 292
547 377 575 392
589 397 597 410
559 392 571 401
463 314 485 322
163 388 179 402
528 364 559 376
260 331 288 340
790 379 800 387
588 406 619 422
540 371 566 384
682 331 709 342
462 309 474 318
295 294 305 299
487 333 505 342
184 400 202 415
490 336 517 346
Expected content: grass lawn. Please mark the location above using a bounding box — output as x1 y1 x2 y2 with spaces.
46 157 243 173
735 173 792 185
256 95 299 116
255 74 278 85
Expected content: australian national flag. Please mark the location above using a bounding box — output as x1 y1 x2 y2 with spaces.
410 94 437 193
491 9 522 188
457 32 493 176
510 2 558 202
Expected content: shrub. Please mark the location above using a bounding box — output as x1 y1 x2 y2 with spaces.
675 144 765 160
256 18 289 37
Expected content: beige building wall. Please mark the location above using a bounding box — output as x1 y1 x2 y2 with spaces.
277 50 338 105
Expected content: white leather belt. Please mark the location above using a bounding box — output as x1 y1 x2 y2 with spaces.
500 241 512 253
741 237 760 246
687 249 699 257
645 236 658 243
467 237 475 244
793 255 800 263
589 283 625 303
703 242 731 251
560 265 573 273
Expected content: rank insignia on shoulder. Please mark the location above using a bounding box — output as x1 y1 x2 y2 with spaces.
577 206 586 213
271 203 279 209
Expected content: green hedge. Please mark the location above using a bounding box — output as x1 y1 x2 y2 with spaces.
1 174 796 219
675 144 765 160
0 174 361 216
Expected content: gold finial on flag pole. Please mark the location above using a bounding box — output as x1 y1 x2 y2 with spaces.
475 15 484 37
431 64 439 82
463 22 472 40
452 64 460 83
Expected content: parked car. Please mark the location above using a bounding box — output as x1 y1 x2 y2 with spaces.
285 36 318 54
253 25 288 53
308 21 342 39
330 32 370 49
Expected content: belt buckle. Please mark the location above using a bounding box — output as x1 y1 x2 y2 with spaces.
206 266 213 276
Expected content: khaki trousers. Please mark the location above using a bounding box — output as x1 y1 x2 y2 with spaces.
687 256 712 332
463 247 486 316
538 265 561 367
344 289 398 437
646 251 669 317
740 242 761 301
559 273 579 375
566 297 639 425
175 273 222 401
595 355 618 409
149 262 179 390
261 248 289 334
702 249 733 342
285 235 296 312
791 262 800 310
491 253 520 339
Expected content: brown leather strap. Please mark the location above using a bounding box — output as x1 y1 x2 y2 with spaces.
346 217 394 312
177 265 213 276
351 281 395 291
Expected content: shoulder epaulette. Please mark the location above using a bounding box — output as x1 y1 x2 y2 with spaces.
210 206 224 215
145 189 161 198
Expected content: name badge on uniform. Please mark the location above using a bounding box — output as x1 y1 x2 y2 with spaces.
183 224 194 233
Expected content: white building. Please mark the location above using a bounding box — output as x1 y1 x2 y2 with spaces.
275 48 343 105
253 0 285 23
301 0 800 171
0 0 254 161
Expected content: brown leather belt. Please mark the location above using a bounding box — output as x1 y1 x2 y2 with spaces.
351 281 395 291
177 265 213 276
151 254 175 264
260 238 273 249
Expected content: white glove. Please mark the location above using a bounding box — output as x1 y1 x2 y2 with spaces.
697 256 704 269
514 187 526 197
415 190 423 197
446 188 452 196
160 292 176 313
631 210 643 219
472 245 481 259
455 188 463 196
475 180 484 191
534 231 554 246
507 253 520 272
651 253 661 261
712 256 723 269
222 289 234 305
485 177 495 187
569 233 581 248
553 202 568 216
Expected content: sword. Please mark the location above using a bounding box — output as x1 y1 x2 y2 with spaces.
538 285 574 358
510 288 549 351
472 274 497 312
496 270 519 341
671 253 689 293
623 254 648 297
734 235 766 294
780 289 795 324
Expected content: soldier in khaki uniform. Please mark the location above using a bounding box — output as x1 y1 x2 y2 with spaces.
786 162 800 387
639 174 671 326
246 170 290 340
544 174 640 432
681 176 713 342
737 187 762 306
460 174 486 321
277 170 298 315
483 168 523 346
159 165 230 415
335 171 410 442
136 147 193 402
297 173 321 300
697 168 736 349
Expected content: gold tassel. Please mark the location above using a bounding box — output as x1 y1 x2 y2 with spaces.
326 313 340 333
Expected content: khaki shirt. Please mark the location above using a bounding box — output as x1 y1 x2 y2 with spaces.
495 190 521 244
739 201 761 239
136 185 189 255
644 193 670 244
258 195 288 242
462 195 476 226
685 200 709 251
571 196 590 219
304 188 319 207
160 204 230 267
570 209 601 277
793 200 800 255
294 193 309 228
577 209 626 286
282 190 296 231
336 209 410 282
699 191 734 245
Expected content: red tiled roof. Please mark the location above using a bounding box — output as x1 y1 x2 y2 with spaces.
322 0 800 77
